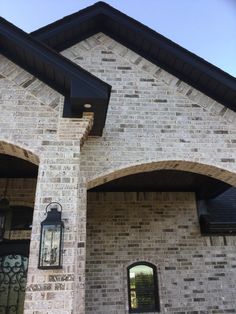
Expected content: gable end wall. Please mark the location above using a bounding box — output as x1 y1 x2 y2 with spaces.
61 33 236 184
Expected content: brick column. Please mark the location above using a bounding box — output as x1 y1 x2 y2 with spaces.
73 176 87 313
24 142 86 314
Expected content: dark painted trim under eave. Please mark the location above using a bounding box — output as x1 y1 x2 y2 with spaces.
0 17 111 136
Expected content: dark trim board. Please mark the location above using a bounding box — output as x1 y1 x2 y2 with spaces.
0 17 111 136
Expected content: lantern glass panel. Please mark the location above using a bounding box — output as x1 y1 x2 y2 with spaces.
39 224 62 268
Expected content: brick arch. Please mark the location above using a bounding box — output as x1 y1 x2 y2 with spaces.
0 140 39 165
87 160 236 189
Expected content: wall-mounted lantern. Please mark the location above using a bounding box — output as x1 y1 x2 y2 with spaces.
0 197 10 242
38 202 64 269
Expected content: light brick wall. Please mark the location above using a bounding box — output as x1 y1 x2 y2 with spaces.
0 55 89 313
0 54 94 150
24 150 82 314
86 192 236 314
62 33 236 187
0 30 236 314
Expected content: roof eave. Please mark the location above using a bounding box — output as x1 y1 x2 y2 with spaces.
30 1 236 113
0 17 111 136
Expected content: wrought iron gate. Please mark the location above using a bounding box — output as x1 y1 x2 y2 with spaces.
0 255 28 314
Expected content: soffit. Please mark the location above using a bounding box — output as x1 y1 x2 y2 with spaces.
0 154 38 178
89 169 231 199
0 17 111 136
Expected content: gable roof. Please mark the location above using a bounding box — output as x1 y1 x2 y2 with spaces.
0 17 111 136
1 1 236 137
31 1 236 113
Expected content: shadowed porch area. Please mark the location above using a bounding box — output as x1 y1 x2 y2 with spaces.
85 168 236 313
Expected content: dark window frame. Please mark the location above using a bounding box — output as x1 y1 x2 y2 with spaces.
127 261 160 313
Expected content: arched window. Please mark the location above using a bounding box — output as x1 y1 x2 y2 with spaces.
127 262 160 313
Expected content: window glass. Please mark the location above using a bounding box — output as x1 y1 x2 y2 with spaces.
128 263 159 312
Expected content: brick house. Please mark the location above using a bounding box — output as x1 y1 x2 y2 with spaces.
0 2 236 313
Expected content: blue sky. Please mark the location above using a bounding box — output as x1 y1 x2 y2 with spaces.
1 0 236 77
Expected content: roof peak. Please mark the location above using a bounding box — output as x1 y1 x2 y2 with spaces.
29 1 236 112
30 1 109 38
1 1 236 131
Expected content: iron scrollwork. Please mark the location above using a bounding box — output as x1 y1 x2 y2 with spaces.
0 255 28 314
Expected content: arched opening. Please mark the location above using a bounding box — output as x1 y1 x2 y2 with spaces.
0 145 39 314
89 169 232 199
85 162 236 313
0 140 39 165
87 160 236 189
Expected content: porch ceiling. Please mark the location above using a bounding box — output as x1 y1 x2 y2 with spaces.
89 169 231 199
0 154 38 178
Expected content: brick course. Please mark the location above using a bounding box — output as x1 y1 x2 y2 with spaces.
62 34 236 187
0 31 235 313
86 192 236 314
